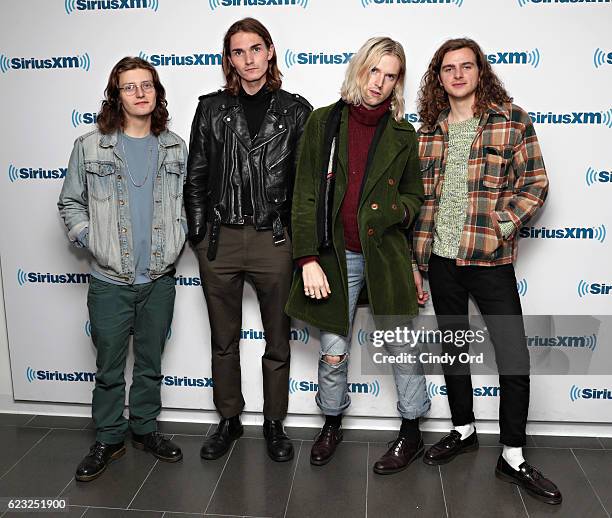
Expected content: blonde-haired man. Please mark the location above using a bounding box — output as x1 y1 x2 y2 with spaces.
286 37 430 473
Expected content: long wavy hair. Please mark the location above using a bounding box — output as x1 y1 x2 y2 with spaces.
97 56 169 136
340 37 406 122
417 38 512 130
222 18 282 96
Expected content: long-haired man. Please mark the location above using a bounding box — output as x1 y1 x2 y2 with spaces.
59 56 187 481
414 38 561 504
185 18 312 462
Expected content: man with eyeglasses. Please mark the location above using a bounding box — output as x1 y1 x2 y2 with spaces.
185 18 311 462
59 56 188 481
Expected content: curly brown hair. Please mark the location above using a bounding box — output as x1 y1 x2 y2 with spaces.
97 56 169 136
222 18 282 96
417 38 512 131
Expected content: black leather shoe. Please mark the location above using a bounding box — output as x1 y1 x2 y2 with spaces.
200 416 243 460
373 435 424 475
263 419 294 462
423 429 479 465
132 431 183 462
75 441 126 482
310 424 343 466
496 455 562 505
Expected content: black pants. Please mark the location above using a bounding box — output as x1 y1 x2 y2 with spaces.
428 254 530 447
196 225 292 420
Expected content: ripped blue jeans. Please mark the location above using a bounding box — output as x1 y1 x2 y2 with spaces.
316 251 430 419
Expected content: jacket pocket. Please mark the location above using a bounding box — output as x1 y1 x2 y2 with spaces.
264 153 290 204
419 157 436 197
164 162 184 199
482 152 509 189
85 161 115 201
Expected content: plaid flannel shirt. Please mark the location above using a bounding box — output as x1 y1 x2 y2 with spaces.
414 102 548 270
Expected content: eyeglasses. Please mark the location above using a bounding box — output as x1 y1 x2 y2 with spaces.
119 81 155 95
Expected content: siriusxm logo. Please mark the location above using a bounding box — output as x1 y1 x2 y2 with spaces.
239 327 310 343
0 53 90 73
17 268 89 286
138 51 221 67
208 0 307 9
518 0 610 6
175 274 201 287
71 109 97 128
585 167 611 186
528 334 597 350
357 329 373 346
486 49 540 68
427 382 500 398
8 164 66 183
361 0 463 7
163 375 213 388
569 384 612 402
529 108 612 128
284 50 354 68
519 224 607 243
289 377 381 397
593 48 612 69
65 0 159 14
405 113 422 124
516 278 528 297
26 367 94 383
577 280 612 297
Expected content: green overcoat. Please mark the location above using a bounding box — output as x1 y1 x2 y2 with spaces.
285 103 424 335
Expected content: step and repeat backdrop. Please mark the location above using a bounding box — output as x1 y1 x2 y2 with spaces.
1 0 611 423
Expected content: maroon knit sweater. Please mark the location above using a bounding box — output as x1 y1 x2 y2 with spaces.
297 98 391 267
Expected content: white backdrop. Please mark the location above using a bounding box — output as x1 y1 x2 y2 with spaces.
1 0 611 424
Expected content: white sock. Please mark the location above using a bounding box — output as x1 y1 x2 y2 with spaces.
454 423 475 440
502 446 525 471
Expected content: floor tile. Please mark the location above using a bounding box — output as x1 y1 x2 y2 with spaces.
25 416 91 430
0 429 95 498
157 421 209 436
520 448 607 517
61 443 157 508
571 449 612 515
342 428 395 442
599 437 612 449
367 443 447 517
206 437 298 517
129 436 228 514
531 435 603 449
0 427 50 477
285 441 368 518
0 414 35 427
83 508 163 517
440 445 527 518
2 505 86 517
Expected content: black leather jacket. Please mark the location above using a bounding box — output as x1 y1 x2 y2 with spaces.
185 88 312 250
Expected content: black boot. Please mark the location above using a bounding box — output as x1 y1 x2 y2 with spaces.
132 431 183 462
200 416 243 460
263 419 294 462
75 441 126 482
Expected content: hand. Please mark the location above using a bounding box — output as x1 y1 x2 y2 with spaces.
302 261 331 300
413 268 429 305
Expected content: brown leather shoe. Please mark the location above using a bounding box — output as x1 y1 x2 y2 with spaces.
373 436 424 475
310 424 343 466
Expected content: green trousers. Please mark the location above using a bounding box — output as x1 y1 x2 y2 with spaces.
87 275 175 444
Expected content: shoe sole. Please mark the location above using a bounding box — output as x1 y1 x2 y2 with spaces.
373 446 424 475
422 442 479 466
75 446 126 482
200 427 244 460
310 437 343 466
131 440 183 463
495 470 562 505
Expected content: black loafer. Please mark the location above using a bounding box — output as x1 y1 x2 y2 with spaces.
423 429 478 465
200 416 243 460
75 441 126 482
495 455 562 505
373 436 424 475
132 431 183 462
263 419 294 462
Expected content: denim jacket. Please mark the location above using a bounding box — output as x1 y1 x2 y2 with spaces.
58 128 188 284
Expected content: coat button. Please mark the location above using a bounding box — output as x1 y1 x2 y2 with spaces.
220 104 225 109
370 203 379 210
121 227 127 233
388 178 395 186
119 200 125 205
391 203 398 210
225 116 231 122
117 175 122 180
278 124 283 129
367 228 375 236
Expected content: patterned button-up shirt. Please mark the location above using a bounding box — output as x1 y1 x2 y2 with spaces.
414 102 548 269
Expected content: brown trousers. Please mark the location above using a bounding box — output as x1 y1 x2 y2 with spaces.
196 225 292 419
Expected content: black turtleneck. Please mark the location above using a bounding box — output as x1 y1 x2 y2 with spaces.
239 85 272 140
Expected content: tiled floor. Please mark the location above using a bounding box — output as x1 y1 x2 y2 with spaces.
0 413 610 518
